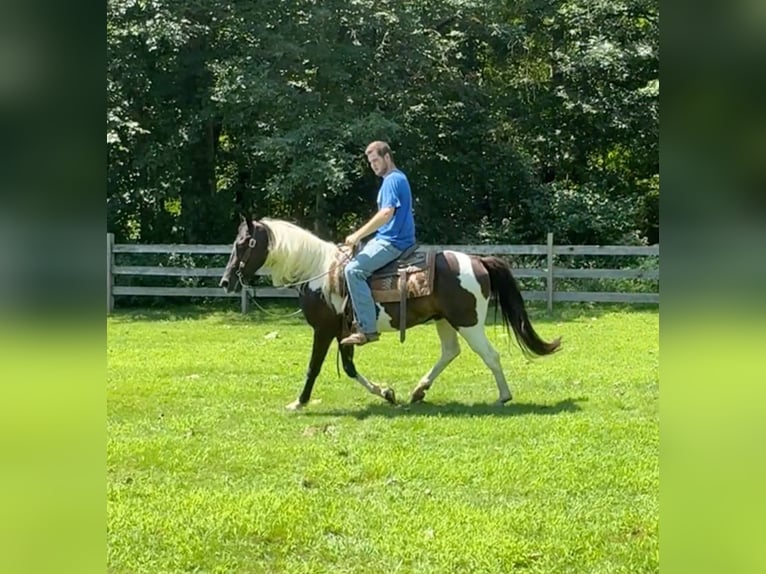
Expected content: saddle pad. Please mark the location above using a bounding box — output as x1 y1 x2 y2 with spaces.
370 251 436 303
330 247 437 303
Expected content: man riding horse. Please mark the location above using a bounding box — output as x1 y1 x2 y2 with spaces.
219 142 560 409
341 141 416 346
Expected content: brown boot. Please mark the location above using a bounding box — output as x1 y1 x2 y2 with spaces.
340 332 380 346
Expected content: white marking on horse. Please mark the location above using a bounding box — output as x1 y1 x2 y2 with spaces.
285 399 303 411
412 319 461 401
330 293 345 314
447 251 512 402
375 304 396 332
308 277 345 314
448 250 489 309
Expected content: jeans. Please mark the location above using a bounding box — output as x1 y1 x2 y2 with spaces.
344 237 403 334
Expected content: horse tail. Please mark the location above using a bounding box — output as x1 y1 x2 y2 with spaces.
479 256 561 357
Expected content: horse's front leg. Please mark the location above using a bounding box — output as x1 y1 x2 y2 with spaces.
338 339 397 405
285 326 334 411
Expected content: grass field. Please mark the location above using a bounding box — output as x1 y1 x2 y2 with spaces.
107 303 659 573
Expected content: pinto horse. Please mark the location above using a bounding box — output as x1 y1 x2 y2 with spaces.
220 216 561 410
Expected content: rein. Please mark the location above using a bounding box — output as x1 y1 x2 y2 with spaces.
273 267 334 289
243 287 304 318
236 243 354 318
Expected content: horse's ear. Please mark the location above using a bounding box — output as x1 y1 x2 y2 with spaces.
238 212 256 235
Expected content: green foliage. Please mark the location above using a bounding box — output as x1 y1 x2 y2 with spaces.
528 182 645 245
108 306 659 572
107 0 659 246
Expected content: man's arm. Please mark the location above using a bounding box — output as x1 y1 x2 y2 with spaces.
345 207 395 245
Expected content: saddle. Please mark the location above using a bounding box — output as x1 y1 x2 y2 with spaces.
331 244 437 343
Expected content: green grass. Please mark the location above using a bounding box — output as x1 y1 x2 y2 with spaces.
107 303 659 573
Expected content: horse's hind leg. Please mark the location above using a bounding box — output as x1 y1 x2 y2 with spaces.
458 325 512 404
339 341 397 405
410 319 460 403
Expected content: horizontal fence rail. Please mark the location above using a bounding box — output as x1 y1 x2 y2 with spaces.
107 233 659 314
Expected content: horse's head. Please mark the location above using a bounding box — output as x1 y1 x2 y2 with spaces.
219 215 270 292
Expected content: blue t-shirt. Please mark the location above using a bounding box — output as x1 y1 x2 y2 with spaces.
375 169 416 250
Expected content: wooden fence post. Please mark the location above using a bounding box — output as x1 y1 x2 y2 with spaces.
241 286 249 314
107 233 114 314
546 232 554 312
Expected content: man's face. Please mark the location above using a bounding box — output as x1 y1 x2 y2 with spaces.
366 150 388 176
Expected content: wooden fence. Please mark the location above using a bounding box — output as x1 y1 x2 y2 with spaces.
107 233 659 314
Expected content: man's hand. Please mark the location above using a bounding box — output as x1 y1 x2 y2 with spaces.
345 232 361 246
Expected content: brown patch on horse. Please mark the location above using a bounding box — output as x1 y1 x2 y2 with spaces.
471 255 491 299
380 295 441 331
430 252 481 328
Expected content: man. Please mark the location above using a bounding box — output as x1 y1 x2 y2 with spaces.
340 141 416 346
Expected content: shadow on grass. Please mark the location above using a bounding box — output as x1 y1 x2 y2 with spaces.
304 397 586 420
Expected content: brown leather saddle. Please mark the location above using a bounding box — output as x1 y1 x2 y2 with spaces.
331 244 437 343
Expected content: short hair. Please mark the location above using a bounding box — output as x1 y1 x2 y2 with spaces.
365 141 393 160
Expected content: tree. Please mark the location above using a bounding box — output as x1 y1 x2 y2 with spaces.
107 0 659 246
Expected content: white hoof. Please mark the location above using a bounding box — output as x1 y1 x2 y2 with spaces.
285 400 304 411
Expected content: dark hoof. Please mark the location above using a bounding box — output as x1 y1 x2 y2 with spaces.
383 388 397 405
410 391 426 404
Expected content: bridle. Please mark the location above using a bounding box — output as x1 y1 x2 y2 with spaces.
235 236 257 286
